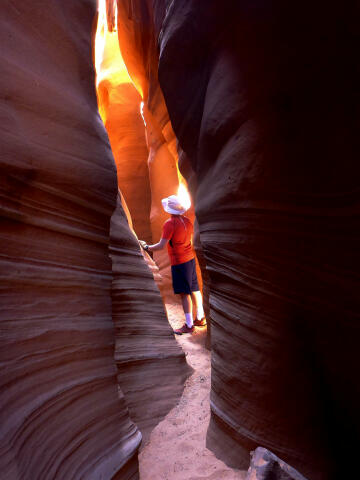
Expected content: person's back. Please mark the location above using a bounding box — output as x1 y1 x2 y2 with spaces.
162 215 194 266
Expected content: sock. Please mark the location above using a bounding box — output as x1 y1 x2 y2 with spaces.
196 306 205 320
185 313 193 328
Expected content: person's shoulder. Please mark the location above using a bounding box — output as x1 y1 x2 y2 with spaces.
163 217 174 226
183 216 193 225
162 217 175 231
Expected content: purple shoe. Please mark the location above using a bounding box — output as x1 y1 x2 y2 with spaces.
174 324 194 335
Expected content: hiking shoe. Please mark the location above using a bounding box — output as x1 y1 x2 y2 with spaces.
193 318 207 327
174 324 194 335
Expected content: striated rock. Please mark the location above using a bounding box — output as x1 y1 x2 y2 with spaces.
101 3 187 300
116 1 207 304
99 80 152 243
116 0 169 125
246 448 309 480
110 194 192 442
118 1 360 479
158 2 360 479
0 0 190 478
0 1 141 478
141 104 181 300
96 20 153 244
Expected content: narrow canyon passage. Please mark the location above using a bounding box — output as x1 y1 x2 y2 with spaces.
1 2 359 479
139 304 246 480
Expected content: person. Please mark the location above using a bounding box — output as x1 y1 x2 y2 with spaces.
139 194 206 334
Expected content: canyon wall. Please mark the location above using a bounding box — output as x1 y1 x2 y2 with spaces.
118 1 360 479
96 25 153 244
110 194 192 442
97 8 184 300
98 80 152 243
0 1 190 478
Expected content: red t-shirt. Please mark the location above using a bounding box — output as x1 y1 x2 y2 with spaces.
161 215 195 266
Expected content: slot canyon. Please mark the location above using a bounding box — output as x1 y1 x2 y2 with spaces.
0 1 359 480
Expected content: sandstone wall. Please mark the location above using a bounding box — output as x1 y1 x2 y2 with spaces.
96 23 153 244
99 81 152 243
118 1 360 479
116 0 207 304
0 1 190 478
158 2 360 479
110 194 192 443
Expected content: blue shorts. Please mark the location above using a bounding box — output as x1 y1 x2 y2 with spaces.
171 258 199 294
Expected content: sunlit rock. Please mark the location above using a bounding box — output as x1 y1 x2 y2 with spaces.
96 3 152 243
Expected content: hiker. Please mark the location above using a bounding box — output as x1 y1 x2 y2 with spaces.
139 194 206 334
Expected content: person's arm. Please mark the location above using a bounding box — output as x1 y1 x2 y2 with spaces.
146 238 168 252
139 220 172 253
139 238 168 252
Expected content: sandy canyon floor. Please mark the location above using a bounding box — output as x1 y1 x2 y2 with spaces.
139 304 247 480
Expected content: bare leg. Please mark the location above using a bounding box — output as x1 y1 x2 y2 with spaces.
174 294 194 334
191 290 206 325
191 290 203 314
180 293 192 315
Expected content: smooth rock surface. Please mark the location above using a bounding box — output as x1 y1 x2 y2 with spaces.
0 1 190 478
158 2 360 479
246 448 308 480
96 21 153 244
99 81 152 243
118 1 360 479
0 1 141 478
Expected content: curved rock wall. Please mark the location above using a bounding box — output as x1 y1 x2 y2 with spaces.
119 1 360 479
159 2 360 479
0 1 141 477
96 21 153 244
110 194 192 443
116 0 206 304
100 3 184 300
0 0 190 478
100 80 153 243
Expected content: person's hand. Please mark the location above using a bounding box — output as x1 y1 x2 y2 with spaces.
139 240 149 251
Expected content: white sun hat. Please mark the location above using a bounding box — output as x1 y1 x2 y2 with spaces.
161 194 190 215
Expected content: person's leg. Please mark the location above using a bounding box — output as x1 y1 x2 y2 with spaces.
180 293 193 327
172 261 195 334
191 290 205 320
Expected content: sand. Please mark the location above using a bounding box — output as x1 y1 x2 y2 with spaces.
139 303 247 480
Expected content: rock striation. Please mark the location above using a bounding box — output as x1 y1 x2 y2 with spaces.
0 1 190 478
110 194 192 443
118 1 360 479
0 1 140 477
96 21 153 244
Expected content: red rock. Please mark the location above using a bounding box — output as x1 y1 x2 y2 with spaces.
0 1 190 478
118 1 360 479
110 194 192 443
99 81 152 243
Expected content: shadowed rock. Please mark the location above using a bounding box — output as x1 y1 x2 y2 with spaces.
0 0 191 478
246 447 308 480
118 1 360 479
